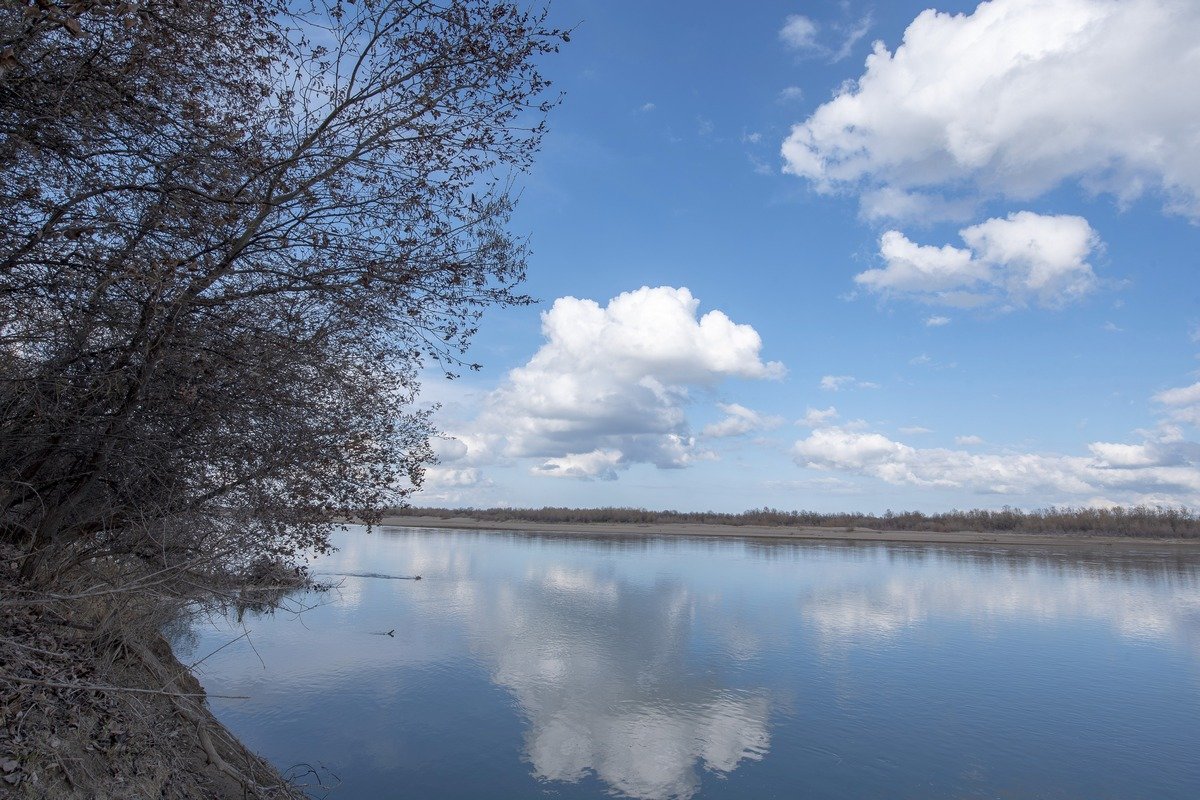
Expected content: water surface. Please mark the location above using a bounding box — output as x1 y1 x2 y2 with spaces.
182 527 1200 799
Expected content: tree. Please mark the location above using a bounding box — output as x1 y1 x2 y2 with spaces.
0 0 565 588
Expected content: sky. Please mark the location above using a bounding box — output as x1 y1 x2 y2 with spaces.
414 0 1200 513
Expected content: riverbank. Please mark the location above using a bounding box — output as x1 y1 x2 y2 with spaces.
0 549 308 800
381 515 1200 549
1 626 302 800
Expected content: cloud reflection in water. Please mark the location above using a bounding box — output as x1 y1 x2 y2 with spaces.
187 530 1200 800
458 560 771 799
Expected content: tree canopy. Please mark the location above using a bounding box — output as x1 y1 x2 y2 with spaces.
0 0 564 586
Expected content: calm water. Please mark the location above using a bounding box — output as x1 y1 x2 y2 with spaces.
180 527 1200 799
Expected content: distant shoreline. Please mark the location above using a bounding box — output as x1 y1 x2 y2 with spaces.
377 516 1200 549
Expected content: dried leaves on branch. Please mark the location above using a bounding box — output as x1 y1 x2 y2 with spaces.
0 0 565 586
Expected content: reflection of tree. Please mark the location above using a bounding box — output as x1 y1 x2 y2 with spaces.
460 567 770 799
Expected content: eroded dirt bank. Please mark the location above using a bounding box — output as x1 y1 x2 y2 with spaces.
1 564 306 799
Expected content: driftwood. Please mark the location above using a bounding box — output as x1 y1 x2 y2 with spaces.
315 571 422 581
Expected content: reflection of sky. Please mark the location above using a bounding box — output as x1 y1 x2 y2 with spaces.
797 556 1200 652
183 529 1200 800
460 566 769 799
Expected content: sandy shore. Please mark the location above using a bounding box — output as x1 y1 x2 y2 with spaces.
379 516 1200 549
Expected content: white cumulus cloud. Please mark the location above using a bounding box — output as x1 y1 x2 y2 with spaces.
1156 381 1200 409
792 424 1200 504
781 0 1200 219
780 372 1200 503
415 462 494 504
799 406 840 428
1087 442 1160 468
534 449 625 481
463 287 783 480
779 15 819 50
780 11 873 62
425 466 486 487
819 375 878 391
702 403 785 438
1155 381 1200 426
857 212 1100 308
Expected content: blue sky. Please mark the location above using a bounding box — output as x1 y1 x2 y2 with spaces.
416 0 1200 513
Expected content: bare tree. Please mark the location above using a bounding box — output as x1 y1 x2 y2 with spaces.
0 0 565 586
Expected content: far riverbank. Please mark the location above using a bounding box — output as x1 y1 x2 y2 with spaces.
379 516 1200 550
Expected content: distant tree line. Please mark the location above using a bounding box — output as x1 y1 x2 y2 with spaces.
390 505 1200 538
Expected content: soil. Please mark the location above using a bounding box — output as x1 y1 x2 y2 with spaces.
1 587 308 799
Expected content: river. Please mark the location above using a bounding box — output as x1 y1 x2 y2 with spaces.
179 525 1200 799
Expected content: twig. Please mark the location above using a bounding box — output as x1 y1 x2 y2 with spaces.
242 623 267 670
2 675 249 699
0 635 74 659
188 629 252 670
